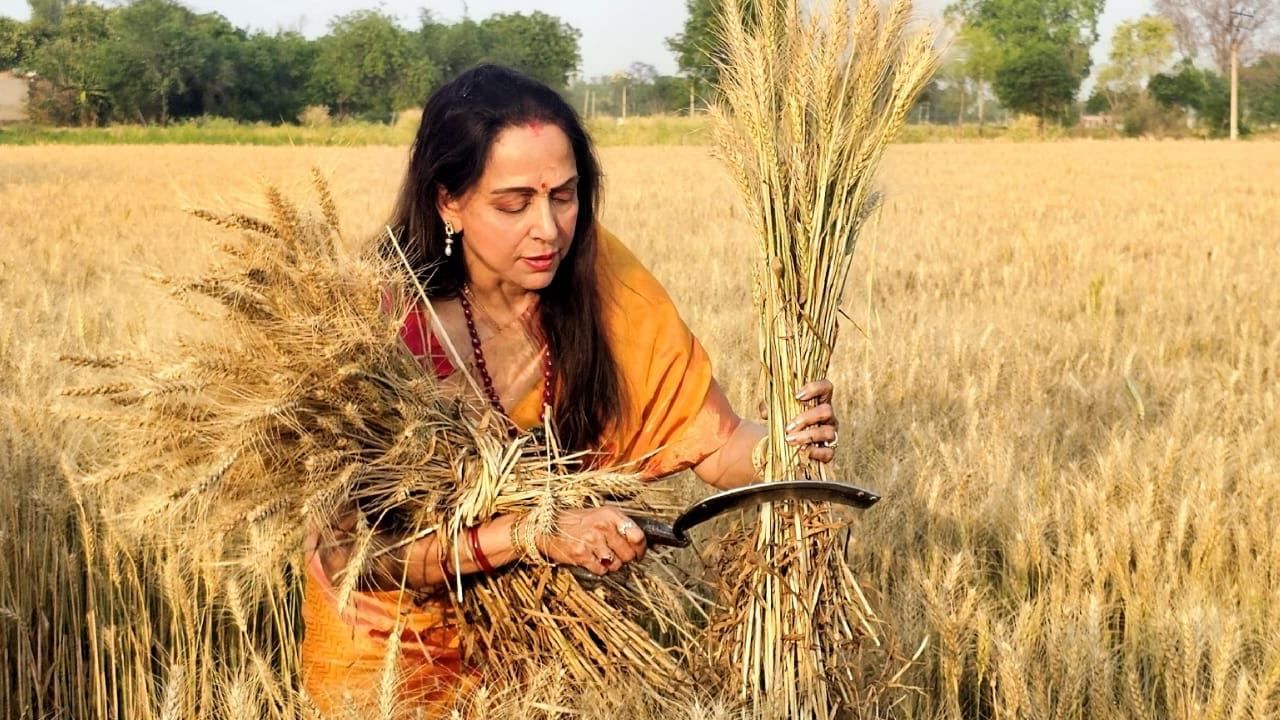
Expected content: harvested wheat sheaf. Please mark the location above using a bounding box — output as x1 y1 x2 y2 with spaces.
61 171 703 711
708 0 939 717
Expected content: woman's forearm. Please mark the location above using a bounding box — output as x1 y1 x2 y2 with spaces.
692 419 767 490
691 378 841 490
401 515 524 589
323 514 526 592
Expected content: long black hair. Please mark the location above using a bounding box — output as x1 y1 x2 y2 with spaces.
386 64 622 453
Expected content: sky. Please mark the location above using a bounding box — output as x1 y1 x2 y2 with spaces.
0 0 1152 82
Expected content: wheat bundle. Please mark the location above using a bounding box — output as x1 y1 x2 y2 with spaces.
60 172 698 710
709 0 937 717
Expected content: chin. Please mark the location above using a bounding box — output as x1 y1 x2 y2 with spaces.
518 258 563 291
524 273 557 292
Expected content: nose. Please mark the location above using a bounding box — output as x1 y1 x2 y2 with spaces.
531 195 557 242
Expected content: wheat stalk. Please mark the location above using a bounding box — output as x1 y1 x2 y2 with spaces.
709 0 938 717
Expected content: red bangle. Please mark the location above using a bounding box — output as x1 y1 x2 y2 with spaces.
467 526 495 576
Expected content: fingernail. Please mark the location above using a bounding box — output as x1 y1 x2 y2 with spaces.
785 422 797 432
785 434 798 443
795 391 808 400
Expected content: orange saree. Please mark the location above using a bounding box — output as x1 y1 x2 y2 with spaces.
300 226 740 716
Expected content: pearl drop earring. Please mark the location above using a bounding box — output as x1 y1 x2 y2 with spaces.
444 221 457 257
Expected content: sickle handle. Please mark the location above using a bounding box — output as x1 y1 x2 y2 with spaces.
633 515 690 548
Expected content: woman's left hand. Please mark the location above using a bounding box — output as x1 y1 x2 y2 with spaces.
784 379 840 464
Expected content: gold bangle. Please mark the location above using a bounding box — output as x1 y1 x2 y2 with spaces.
524 516 551 566
508 516 528 561
510 515 551 566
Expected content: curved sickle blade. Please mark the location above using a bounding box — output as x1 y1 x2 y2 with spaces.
672 480 880 540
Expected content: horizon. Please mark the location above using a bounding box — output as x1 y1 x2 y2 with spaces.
0 0 1150 85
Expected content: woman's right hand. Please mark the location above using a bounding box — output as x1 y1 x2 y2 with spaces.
536 506 648 575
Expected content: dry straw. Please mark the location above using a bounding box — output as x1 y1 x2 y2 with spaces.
709 0 937 717
61 172 702 714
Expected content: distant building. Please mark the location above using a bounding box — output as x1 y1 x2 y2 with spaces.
0 71 30 123
1080 113 1114 130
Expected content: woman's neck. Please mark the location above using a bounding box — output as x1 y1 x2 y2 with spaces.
464 273 538 328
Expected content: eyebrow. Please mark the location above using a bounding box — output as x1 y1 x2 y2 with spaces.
489 176 579 196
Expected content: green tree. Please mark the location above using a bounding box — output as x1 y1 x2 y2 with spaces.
666 0 769 90
167 11 249 120
400 11 450 103
948 0 1104 74
1149 58 1229 132
428 16 486 80
1096 15 1175 94
0 17 34 70
947 0 1104 122
309 9 415 119
93 0 220 124
219 30 318 123
652 74 698 114
1084 87 1112 113
1094 14 1176 133
27 0 67 28
24 2 112 124
479 11 581 90
8 2 585 125
956 25 1001 125
1090 13 1177 133
667 0 720 84
1241 52 1280 124
994 41 1080 127
406 10 581 101
936 57 973 123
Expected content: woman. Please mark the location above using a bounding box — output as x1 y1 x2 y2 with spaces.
301 65 841 716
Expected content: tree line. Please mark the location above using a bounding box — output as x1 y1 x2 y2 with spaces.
668 0 1280 135
4 0 1278 133
0 0 597 126
935 0 1279 134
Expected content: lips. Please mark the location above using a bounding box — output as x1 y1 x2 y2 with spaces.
522 252 558 271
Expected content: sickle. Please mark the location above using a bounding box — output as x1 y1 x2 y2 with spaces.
632 479 880 548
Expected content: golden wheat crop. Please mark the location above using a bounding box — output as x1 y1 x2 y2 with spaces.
2 140 1278 719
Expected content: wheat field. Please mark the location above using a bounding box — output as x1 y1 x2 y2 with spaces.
2 141 1278 719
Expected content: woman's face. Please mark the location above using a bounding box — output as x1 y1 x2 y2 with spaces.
439 122 580 294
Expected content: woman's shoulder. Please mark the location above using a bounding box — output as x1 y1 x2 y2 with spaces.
594 224 677 313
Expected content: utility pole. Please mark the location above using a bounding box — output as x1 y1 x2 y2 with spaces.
1230 8 1256 141
976 80 985 128
1230 40 1239 140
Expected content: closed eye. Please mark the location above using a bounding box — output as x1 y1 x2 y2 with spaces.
490 176 579 198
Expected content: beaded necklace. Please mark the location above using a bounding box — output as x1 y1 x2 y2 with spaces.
457 286 553 420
